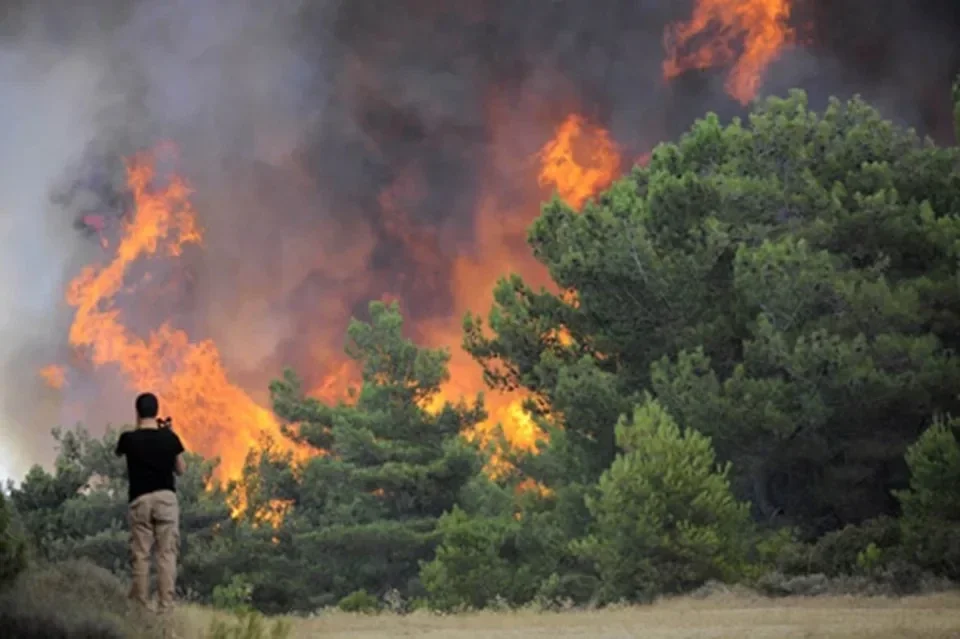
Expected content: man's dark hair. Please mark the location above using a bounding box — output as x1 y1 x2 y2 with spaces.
135 392 160 419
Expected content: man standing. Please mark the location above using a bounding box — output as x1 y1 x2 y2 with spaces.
115 392 186 615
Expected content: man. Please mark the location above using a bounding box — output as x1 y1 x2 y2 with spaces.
115 392 186 615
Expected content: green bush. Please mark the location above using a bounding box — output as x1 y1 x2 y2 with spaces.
337 589 380 613
420 504 576 611
420 508 523 611
0 559 162 639
576 398 761 602
212 574 256 613
765 539 816 577
205 610 291 639
808 516 902 576
895 417 960 580
533 572 600 609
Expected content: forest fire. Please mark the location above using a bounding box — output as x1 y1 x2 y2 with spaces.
36 0 793 520
47 108 619 519
60 151 311 497
419 112 621 462
663 0 795 104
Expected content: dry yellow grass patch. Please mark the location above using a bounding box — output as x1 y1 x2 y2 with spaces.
177 591 960 638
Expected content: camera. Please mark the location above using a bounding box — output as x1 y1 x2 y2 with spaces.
158 416 173 429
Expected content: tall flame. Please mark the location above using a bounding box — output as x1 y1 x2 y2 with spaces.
663 0 795 104
63 150 310 491
538 114 621 210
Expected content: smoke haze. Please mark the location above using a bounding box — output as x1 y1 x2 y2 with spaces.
1 0 959 482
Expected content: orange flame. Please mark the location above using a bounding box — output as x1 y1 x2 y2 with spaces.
256 498 294 530
40 365 66 390
538 114 621 209
309 360 359 404
63 150 310 498
663 0 795 104
431 111 619 474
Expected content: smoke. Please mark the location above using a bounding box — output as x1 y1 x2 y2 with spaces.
0 37 120 479
1 0 959 482
767 0 960 140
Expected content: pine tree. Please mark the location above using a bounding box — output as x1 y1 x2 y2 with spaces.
268 301 485 602
895 417 960 579
576 397 757 601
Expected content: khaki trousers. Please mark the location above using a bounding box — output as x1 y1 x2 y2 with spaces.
128 489 180 613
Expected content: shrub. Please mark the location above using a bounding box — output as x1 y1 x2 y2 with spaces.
420 504 571 611
895 417 960 580
755 562 952 598
0 559 162 639
534 571 600 609
576 398 760 602
808 516 902 576
204 611 291 639
337 589 380 613
420 508 523 611
212 574 256 613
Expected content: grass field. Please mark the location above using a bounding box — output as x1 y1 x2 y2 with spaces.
177 591 960 638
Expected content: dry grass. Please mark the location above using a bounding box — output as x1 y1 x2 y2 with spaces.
176 591 960 639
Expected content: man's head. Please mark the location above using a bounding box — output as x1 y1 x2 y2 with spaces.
135 392 160 421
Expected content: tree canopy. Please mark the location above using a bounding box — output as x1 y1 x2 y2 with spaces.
466 89 960 538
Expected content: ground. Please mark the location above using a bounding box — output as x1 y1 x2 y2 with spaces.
177 591 960 638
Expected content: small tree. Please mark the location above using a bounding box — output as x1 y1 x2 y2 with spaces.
577 397 757 601
267 301 486 604
895 417 960 579
420 507 519 610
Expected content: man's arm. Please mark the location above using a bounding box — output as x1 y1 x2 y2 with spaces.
172 433 186 476
114 432 126 458
174 453 186 476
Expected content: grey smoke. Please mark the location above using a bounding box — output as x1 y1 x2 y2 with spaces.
0 41 120 480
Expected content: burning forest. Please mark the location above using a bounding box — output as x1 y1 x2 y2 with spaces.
3 0 960 489
46 108 623 491
3 0 960 626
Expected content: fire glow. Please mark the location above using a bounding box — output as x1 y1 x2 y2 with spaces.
663 0 795 104
538 114 621 210
46 113 619 508
61 151 311 491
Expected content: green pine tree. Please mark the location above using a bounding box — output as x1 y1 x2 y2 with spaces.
576 397 757 602
266 301 486 604
894 417 960 579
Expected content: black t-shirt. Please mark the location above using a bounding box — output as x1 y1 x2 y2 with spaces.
115 428 185 503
